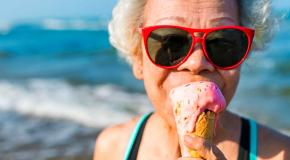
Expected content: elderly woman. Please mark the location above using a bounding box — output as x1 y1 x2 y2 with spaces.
94 0 290 159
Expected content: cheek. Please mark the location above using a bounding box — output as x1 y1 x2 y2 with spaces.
141 45 169 91
142 50 175 118
142 51 168 101
219 69 240 105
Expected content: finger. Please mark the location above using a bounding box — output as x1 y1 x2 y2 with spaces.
184 135 227 160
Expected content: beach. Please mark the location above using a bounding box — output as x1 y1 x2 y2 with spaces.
0 11 289 160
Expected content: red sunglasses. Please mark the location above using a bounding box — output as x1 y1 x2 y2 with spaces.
140 25 255 70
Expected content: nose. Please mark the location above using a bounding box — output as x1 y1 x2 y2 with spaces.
176 44 215 74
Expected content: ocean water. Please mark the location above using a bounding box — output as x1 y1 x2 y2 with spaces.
0 14 289 159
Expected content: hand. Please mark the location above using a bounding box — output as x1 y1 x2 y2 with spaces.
177 135 227 160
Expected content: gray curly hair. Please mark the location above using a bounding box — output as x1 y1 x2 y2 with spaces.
108 0 278 64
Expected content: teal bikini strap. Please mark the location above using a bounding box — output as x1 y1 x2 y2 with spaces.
124 115 258 160
249 119 258 160
124 112 152 160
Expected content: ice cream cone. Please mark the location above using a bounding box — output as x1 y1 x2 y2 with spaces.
170 81 226 158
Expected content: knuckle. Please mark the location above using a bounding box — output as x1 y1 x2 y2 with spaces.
192 138 207 150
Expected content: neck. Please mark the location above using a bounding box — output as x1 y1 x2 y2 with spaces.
154 113 181 157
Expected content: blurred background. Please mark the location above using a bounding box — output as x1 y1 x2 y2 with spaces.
0 0 289 159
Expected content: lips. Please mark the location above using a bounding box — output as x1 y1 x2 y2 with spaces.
170 80 224 95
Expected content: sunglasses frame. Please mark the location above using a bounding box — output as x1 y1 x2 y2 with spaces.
140 25 255 70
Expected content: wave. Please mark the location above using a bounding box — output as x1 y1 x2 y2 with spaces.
0 21 12 35
41 18 108 31
0 18 108 34
0 79 152 128
0 78 289 136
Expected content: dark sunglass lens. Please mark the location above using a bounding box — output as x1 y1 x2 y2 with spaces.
147 28 192 66
205 29 248 68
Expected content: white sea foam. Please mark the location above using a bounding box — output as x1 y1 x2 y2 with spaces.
0 21 12 35
42 18 107 31
0 79 289 137
0 18 108 35
0 79 152 128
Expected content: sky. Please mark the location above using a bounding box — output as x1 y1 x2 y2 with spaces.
0 0 117 22
0 0 289 22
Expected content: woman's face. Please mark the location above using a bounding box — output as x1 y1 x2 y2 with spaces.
134 0 240 126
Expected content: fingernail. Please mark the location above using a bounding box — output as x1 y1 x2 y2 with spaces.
184 134 205 149
184 135 194 144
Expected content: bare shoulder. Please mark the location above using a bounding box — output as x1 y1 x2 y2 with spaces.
258 123 290 160
93 115 142 160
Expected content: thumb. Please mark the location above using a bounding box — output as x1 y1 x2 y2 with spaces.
184 135 227 160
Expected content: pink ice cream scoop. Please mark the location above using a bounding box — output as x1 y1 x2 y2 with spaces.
169 81 226 157
170 81 226 134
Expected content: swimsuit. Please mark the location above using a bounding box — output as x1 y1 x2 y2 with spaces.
124 113 258 160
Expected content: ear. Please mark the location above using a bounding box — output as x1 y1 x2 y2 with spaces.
132 54 143 80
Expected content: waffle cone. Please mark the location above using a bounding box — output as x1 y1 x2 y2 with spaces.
189 111 215 158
